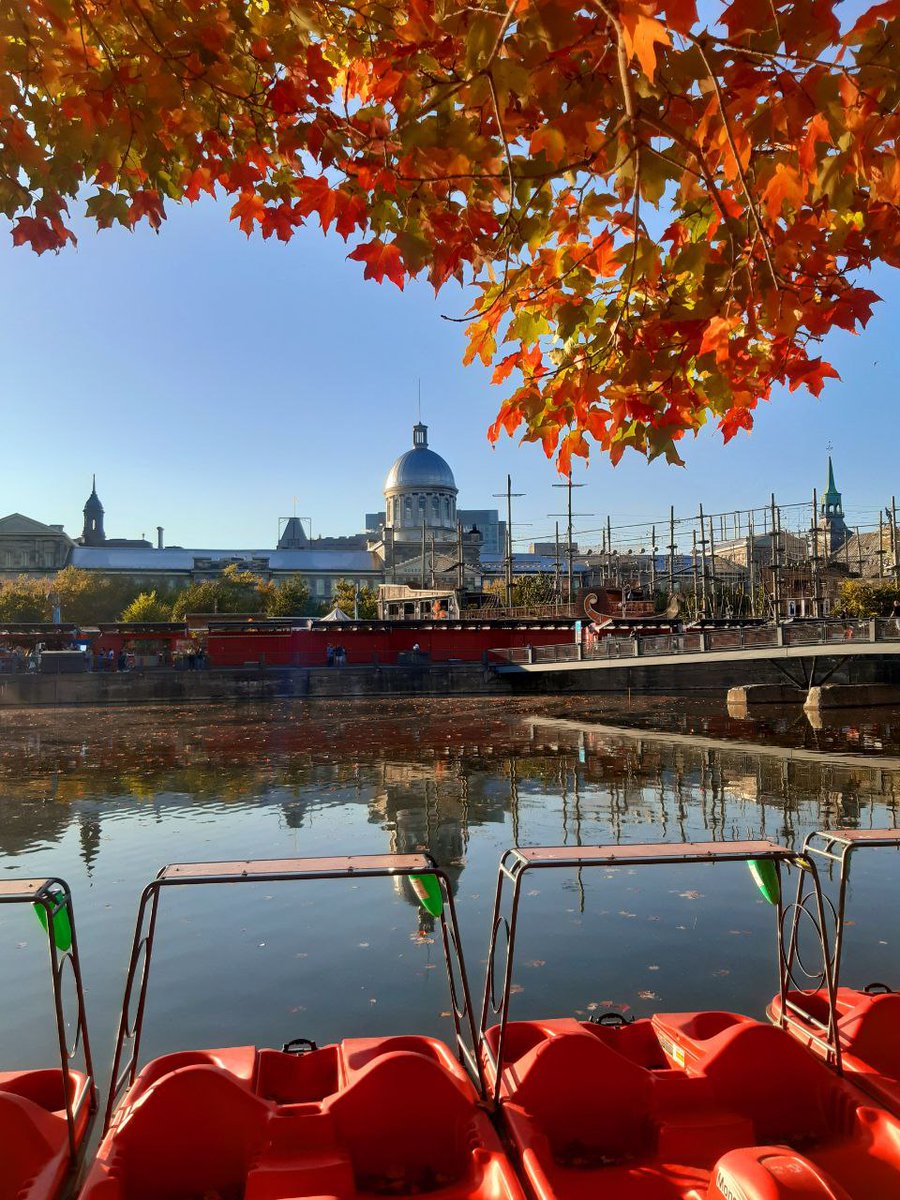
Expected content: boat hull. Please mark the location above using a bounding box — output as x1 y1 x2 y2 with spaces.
769 986 900 1115
0 1068 91 1200
78 1036 524 1200
484 1014 900 1200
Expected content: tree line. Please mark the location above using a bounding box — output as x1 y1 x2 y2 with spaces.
0 566 379 625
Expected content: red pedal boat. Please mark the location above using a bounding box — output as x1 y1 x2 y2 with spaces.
769 828 900 1115
479 841 900 1200
78 854 524 1200
0 877 95 1200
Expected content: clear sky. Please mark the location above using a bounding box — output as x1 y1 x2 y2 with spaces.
2 196 897 553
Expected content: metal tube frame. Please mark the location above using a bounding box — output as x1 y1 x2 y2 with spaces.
0 878 96 1161
104 853 480 1129
478 841 839 1105
791 829 900 1041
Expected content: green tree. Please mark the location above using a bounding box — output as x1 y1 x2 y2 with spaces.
0 575 48 622
266 577 311 617
331 579 378 619
836 579 900 618
52 567 140 624
170 565 273 618
120 590 174 622
485 574 558 610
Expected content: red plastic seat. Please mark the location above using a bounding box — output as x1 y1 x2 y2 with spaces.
700 1023 840 1146
0 1070 90 1200
502 1030 655 1164
103 1065 270 1200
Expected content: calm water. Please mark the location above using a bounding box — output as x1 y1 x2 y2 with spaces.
1 696 898 1101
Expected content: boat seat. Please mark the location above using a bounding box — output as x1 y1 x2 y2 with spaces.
840 993 900 1076
504 1030 655 1162
703 1024 838 1146
330 1050 476 1191
0 1090 69 1200
708 1146 853 1199
112 1064 270 1200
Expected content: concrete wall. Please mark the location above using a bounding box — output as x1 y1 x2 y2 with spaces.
503 653 900 695
0 664 512 707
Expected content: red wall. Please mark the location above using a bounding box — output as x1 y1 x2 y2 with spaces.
206 623 577 667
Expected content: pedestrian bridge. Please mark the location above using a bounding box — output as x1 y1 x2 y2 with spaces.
491 618 900 682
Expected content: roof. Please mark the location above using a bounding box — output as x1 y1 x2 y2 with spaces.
69 546 383 572
384 424 457 493
0 513 72 540
277 517 308 549
823 455 841 505
320 606 351 622
835 527 898 578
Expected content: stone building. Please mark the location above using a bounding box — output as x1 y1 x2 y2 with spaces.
0 513 72 577
367 423 484 589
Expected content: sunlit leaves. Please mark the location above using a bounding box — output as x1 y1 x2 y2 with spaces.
2 0 898 468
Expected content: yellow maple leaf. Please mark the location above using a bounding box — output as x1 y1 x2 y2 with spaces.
619 5 671 81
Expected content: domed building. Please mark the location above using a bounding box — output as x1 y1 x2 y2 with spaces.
383 423 458 544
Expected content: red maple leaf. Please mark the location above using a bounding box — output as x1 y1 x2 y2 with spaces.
347 238 405 288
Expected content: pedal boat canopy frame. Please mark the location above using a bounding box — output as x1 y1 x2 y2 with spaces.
478 840 839 1104
785 829 900 1050
0 877 96 1159
105 853 480 1127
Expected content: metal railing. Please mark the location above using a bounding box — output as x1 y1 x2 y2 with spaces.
489 618 899 666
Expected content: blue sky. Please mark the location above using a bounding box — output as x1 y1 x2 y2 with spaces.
2 197 897 553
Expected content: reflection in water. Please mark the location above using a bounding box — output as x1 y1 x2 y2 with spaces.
0 698 897 1091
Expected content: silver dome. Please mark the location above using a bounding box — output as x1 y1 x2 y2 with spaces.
384 424 457 493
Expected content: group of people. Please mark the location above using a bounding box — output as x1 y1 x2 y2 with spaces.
0 644 31 672
326 643 348 667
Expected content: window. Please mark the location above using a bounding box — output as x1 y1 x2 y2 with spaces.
444 497 451 520
432 496 440 520
404 498 412 524
315 578 326 596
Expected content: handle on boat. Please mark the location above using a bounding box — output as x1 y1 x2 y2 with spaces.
282 1037 318 1054
410 873 443 918
589 1012 632 1026
747 859 781 906
864 981 893 995
33 887 73 952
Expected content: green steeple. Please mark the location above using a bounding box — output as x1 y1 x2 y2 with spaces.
821 455 842 517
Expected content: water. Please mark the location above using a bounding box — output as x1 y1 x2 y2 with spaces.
0 696 898 1101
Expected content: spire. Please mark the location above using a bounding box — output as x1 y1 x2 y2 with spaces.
81 476 106 545
821 454 842 518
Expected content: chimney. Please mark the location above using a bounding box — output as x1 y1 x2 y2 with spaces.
157 526 164 550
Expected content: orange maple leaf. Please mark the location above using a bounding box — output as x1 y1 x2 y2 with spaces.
619 5 671 81
762 163 806 220
347 238 405 289
230 192 265 235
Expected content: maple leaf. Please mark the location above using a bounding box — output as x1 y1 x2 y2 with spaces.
762 163 806 219
530 125 567 166
230 192 265 236
786 357 840 396
618 5 671 80
347 238 405 289
11 215 72 254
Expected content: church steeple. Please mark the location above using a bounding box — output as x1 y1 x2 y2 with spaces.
81 476 106 545
821 455 843 518
818 454 847 554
